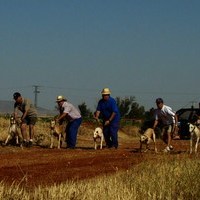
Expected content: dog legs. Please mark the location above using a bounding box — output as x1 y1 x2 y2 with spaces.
145 144 150 152
100 137 103 149
94 137 103 150
94 139 97 150
15 135 19 145
57 134 61 149
139 142 149 152
152 133 158 153
4 135 20 146
50 135 54 149
140 137 157 153
4 134 11 145
190 135 199 154
190 133 193 154
195 136 199 154
4 128 20 146
50 132 62 149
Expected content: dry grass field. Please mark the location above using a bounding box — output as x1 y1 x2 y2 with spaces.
0 118 196 186
0 117 200 199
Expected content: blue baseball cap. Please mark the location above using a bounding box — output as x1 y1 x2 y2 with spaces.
13 92 21 100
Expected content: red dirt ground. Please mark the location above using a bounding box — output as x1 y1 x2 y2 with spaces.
0 134 193 188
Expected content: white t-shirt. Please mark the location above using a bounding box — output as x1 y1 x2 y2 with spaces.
61 102 81 121
154 105 176 125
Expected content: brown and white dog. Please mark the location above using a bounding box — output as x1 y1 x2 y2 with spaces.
4 115 20 146
93 127 104 150
50 119 64 149
139 128 157 153
188 123 200 154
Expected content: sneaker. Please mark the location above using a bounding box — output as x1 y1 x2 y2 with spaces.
173 135 180 140
2 143 7 147
163 146 170 153
22 140 29 147
169 145 173 150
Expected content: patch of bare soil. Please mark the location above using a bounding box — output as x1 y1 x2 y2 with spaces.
0 129 192 188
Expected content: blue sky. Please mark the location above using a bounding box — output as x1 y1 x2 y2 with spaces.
0 0 200 112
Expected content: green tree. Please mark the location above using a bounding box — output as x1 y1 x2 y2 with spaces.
78 102 93 119
128 101 145 119
116 96 145 119
116 96 134 117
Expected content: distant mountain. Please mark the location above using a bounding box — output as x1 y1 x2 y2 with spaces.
0 100 57 117
0 100 13 114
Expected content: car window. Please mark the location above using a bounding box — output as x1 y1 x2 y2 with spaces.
179 111 192 120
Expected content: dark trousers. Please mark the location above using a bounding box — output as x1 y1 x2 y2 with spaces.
103 123 119 148
65 117 82 148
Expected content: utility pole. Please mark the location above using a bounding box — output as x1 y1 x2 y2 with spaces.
190 101 197 109
33 85 40 108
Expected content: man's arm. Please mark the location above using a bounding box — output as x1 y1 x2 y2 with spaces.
94 111 100 122
153 120 159 130
57 113 67 122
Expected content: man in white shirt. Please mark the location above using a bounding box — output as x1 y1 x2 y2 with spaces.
56 95 82 149
153 98 178 152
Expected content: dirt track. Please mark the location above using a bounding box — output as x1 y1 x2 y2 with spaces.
0 133 193 188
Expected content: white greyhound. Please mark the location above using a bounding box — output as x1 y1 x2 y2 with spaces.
93 127 104 150
4 116 20 146
188 123 200 154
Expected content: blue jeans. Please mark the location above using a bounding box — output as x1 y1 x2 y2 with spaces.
103 123 119 148
65 117 82 148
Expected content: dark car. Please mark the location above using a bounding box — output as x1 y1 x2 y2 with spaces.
176 107 200 139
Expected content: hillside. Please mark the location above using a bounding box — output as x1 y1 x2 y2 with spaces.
0 100 56 117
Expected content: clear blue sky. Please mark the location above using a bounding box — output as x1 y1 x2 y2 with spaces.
0 0 200 112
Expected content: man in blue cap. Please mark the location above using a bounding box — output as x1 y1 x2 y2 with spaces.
13 92 37 147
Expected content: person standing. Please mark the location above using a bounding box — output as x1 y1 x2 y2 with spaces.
153 98 178 152
94 88 120 149
56 95 82 149
13 92 37 147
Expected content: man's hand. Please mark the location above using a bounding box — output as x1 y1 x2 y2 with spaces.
94 116 100 123
104 120 110 126
56 118 60 123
